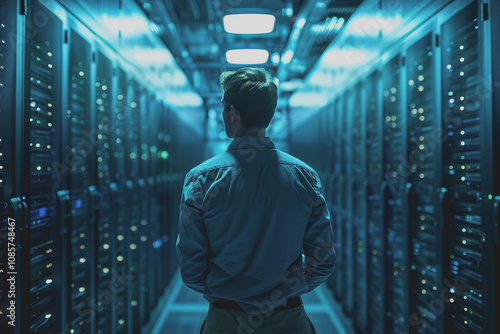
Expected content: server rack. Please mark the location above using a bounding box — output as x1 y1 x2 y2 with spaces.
147 97 162 313
440 2 494 332
323 1 499 333
138 89 151 326
167 109 181 284
94 49 114 334
0 1 20 332
382 55 410 334
351 82 367 333
111 67 129 334
491 0 500 326
27 2 64 333
126 79 142 334
158 107 170 290
66 29 93 334
406 33 444 334
365 70 385 334
1 1 199 332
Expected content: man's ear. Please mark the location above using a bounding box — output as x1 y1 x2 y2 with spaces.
230 105 238 122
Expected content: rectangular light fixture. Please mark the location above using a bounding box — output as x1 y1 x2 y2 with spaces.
226 49 269 64
223 14 276 34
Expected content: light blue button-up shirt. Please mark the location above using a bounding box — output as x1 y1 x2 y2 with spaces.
176 136 335 314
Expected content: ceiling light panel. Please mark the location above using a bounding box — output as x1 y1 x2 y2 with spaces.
223 14 276 34
226 49 269 64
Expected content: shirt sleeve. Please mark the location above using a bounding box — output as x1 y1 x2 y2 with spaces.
302 172 336 292
176 172 210 293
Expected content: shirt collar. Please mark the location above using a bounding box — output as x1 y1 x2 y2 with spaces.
227 136 276 151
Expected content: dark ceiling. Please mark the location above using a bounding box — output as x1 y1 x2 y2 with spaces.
135 0 362 103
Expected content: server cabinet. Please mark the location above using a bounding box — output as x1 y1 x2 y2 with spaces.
441 2 494 332
111 67 129 334
138 89 151 326
491 0 500 329
66 29 93 334
158 107 169 290
351 82 367 333
27 2 64 333
0 1 20 332
126 79 141 334
382 55 410 334
406 33 444 334
148 97 161 312
94 49 114 334
365 71 385 334
160 106 171 291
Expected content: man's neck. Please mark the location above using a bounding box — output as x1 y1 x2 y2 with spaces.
234 127 266 137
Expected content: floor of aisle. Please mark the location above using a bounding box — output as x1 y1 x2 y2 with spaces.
151 272 353 334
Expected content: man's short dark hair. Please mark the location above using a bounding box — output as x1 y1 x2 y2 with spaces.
220 67 278 128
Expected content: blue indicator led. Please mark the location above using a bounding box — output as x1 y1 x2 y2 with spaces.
39 207 47 217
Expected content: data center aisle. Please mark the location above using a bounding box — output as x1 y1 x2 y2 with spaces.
150 272 353 334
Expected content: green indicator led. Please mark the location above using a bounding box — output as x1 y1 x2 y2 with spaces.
450 255 455 259
488 194 493 200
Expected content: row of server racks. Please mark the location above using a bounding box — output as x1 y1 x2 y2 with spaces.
317 1 500 333
0 1 188 333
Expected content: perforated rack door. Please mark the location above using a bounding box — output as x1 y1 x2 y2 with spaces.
94 49 114 334
138 89 151 326
441 2 490 333
27 2 63 333
111 67 129 334
66 29 92 334
365 70 385 334
351 81 368 333
406 33 443 334
147 97 162 313
126 79 142 334
158 104 170 291
382 55 410 334
0 2 18 330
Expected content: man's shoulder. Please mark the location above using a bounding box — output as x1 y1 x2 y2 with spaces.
186 151 237 179
274 150 319 178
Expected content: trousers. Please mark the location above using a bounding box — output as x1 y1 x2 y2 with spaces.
200 304 316 334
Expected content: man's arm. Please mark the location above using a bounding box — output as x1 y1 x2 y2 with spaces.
303 175 336 292
176 173 209 293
